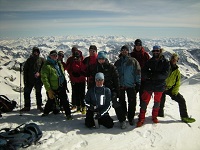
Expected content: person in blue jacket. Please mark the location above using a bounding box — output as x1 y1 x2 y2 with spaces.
114 45 141 125
84 72 114 128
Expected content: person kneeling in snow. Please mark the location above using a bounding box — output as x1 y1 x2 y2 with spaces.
84 72 114 128
158 53 195 123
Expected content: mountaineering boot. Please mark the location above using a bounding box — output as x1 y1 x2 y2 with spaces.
136 119 144 127
76 106 81 113
81 106 86 115
152 117 159 123
158 109 164 117
66 115 73 120
120 121 127 129
37 106 44 112
181 117 196 123
128 119 135 126
20 107 30 112
71 105 76 110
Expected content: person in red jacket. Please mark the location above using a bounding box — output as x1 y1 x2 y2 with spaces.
67 50 86 114
83 45 98 89
66 47 84 110
130 39 150 104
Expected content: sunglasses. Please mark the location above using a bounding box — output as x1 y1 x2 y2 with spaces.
152 50 160 53
89 49 96 53
96 79 104 81
58 54 64 57
50 54 58 57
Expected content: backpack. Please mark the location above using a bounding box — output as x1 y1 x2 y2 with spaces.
0 123 43 150
0 95 17 113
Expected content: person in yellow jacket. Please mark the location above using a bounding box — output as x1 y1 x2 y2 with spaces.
158 53 195 123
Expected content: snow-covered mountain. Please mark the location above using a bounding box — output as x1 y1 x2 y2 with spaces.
0 36 200 93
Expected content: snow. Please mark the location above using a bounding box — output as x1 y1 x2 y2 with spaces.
1 71 200 150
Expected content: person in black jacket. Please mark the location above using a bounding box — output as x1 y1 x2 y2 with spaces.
84 72 114 128
21 47 45 112
137 46 170 127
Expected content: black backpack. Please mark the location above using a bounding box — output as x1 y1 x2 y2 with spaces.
0 123 43 150
0 95 17 116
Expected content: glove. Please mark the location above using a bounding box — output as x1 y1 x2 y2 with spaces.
112 101 121 108
72 72 80 77
135 83 140 93
171 94 177 100
94 113 101 119
89 105 97 111
47 90 55 99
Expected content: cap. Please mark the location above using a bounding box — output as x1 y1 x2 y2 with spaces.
32 47 40 54
171 53 179 61
97 51 108 59
134 39 142 46
89 45 97 51
50 50 57 56
121 45 129 52
95 72 104 80
153 45 161 50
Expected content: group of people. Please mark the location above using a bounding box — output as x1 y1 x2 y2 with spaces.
20 39 195 129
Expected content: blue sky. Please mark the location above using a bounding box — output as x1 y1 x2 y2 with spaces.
0 0 200 38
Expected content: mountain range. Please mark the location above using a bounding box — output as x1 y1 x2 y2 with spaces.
0 36 200 93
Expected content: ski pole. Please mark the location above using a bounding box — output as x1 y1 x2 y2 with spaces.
19 63 22 116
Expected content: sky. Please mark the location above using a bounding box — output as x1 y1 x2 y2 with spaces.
0 0 200 39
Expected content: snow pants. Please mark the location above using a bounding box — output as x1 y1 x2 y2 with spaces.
71 82 85 107
139 90 163 121
85 109 114 128
43 87 71 116
24 80 43 108
159 90 188 118
119 87 137 122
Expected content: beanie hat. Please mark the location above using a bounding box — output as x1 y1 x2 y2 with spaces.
32 47 40 54
134 39 142 46
153 45 161 50
171 53 179 61
89 45 97 51
97 51 108 59
95 72 104 80
50 50 57 56
121 45 129 52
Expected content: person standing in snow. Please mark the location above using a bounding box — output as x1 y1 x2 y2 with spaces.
66 50 86 114
41 50 72 120
66 46 84 110
137 46 170 127
130 39 150 101
21 47 45 112
84 72 114 128
83 45 98 89
114 45 141 126
158 53 195 123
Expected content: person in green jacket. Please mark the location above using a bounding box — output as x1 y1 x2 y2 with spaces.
41 50 72 120
158 53 195 123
